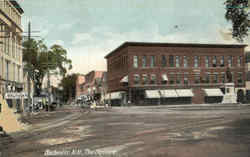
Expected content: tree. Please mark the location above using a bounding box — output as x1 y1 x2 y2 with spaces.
22 39 72 96
58 73 78 103
224 0 249 42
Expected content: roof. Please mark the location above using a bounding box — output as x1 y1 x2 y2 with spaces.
10 0 24 14
105 41 248 59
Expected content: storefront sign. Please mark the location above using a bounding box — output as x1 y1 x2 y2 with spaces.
4 92 28 99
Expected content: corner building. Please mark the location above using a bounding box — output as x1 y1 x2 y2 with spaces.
105 42 247 105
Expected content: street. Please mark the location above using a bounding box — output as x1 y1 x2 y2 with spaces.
1 104 250 157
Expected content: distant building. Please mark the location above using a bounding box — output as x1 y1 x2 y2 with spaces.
75 71 106 100
105 42 247 105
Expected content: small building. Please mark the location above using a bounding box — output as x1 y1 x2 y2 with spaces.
105 42 247 105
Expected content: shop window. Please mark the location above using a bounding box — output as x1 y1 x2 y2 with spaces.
194 75 200 84
142 74 148 84
205 74 210 83
237 72 243 84
133 74 140 84
184 75 188 85
213 74 218 83
150 74 156 84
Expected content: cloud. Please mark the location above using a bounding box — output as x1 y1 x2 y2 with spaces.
68 23 250 75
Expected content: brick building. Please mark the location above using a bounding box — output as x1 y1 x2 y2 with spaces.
75 71 106 100
105 42 247 105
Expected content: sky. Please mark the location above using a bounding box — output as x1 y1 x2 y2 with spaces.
18 0 250 80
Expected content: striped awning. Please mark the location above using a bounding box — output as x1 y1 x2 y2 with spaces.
145 90 161 98
160 90 178 98
176 89 194 97
204 88 224 97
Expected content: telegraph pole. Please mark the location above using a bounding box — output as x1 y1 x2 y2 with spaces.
27 21 32 111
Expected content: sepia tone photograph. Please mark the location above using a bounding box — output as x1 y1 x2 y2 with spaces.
0 0 250 156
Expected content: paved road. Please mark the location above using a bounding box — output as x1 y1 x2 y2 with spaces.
2 105 250 157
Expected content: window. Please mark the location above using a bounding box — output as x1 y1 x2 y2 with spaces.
228 56 232 67
142 74 148 84
220 56 224 67
205 56 210 68
237 56 242 67
194 56 199 68
161 74 167 84
169 74 175 84
194 75 200 84
213 74 218 83
183 56 188 68
212 56 217 67
176 74 181 84
184 74 188 85
150 56 155 67
142 56 147 67
133 74 140 84
176 56 180 67
161 55 167 67
237 72 243 84
150 74 156 84
133 56 138 68
221 73 225 83
169 55 174 67
205 74 210 83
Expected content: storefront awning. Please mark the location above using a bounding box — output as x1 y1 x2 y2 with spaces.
145 90 161 98
176 89 194 97
160 90 178 98
204 88 224 97
162 74 168 81
120 75 128 83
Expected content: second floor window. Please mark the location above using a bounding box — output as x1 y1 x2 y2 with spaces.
194 75 200 84
221 74 225 83
169 55 174 67
176 74 181 84
161 55 167 67
142 56 147 67
205 56 210 68
176 56 180 67
150 56 155 67
205 74 210 83
237 56 242 67
194 56 199 68
133 56 138 68
183 56 188 68
212 56 217 67
220 56 224 67
213 74 218 83
228 56 232 67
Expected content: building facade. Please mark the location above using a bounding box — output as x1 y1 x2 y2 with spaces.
0 1 24 108
105 42 247 105
75 71 106 100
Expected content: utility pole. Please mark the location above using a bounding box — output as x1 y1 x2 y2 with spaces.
27 21 32 112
